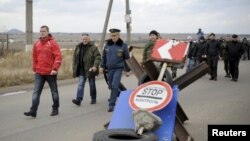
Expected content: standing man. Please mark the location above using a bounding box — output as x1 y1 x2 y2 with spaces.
24 25 62 117
220 35 231 78
242 37 250 60
205 33 221 81
196 28 204 40
72 33 101 106
226 34 243 82
100 28 130 112
194 36 207 66
142 30 160 63
186 36 196 72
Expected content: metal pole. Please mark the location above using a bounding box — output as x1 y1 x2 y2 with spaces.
26 0 33 52
125 0 131 46
6 34 9 51
99 0 113 51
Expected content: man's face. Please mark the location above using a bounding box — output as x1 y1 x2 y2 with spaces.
110 33 119 42
209 35 215 40
231 37 238 42
225 36 230 41
82 35 90 45
40 27 49 38
149 34 158 42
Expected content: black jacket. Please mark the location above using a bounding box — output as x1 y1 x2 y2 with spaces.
226 41 243 60
206 40 221 57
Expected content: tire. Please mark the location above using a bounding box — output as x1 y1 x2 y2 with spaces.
93 129 158 141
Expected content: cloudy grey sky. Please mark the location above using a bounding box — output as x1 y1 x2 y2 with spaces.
1 0 250 34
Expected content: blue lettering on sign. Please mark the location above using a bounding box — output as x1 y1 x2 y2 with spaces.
135 98 158 104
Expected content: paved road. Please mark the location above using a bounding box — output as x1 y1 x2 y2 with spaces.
0 61 249 141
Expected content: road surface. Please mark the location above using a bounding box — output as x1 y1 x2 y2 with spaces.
0 60 249 141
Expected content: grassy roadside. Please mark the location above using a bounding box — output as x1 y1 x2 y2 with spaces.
0 48 143 88
0 50 74 88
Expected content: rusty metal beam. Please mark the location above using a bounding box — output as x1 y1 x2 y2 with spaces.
142 61 160 80
175 117 194 141
176 102 189 124
126 55 145 80
173 62 209 91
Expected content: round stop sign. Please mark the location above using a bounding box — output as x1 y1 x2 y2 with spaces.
129 81 173 112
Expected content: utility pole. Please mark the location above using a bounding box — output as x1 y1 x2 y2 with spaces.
99 0 113 51
125 0 131 46
26 0 33 52
6 34 9 51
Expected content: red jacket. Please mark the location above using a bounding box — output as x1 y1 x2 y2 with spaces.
32 35 62 75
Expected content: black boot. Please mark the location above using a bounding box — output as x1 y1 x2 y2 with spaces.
225 73 231 78
24 111 37 118
50 109 58 116
90 99 96 104
108 107 114 112
72 99 81 106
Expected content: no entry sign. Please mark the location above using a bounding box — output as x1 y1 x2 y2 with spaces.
129 81 173 112
151 39 189 63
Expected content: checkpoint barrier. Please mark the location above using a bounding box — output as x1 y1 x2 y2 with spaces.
125 55 209 141
95 44 209 141
108 84 179 141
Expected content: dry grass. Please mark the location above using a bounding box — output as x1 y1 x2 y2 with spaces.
0 50 74 88
0 48 143 88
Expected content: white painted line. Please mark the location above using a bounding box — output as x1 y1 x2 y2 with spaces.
1 91 27 97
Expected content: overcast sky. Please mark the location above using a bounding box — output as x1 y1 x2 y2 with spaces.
0 0 250 34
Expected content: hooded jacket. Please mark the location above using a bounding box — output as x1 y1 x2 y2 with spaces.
32 34 62 75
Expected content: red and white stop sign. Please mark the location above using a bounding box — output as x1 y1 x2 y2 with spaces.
129 81 173 112
151 39 189 63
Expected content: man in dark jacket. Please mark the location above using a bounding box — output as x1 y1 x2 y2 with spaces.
100 28 130 112
242 37 250 60
194 36 207 66
226 34 243 82
186 36 196 72
205 33 221 81
220 35 231 78
72 33 101 106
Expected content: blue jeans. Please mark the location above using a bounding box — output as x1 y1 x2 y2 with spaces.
30 74 59 112
186 58 195 72
107 69 123 107
76 75 96 102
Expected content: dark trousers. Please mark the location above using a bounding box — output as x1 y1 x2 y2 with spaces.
229 59 240 80
208 56 219 79
31 74 59 112
107 69 123 108
223 58 230 75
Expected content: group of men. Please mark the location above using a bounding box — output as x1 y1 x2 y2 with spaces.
186 32 246 82
24 25 130 118
24 25 247 118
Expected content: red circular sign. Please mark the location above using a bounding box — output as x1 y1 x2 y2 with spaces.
129 81 173 112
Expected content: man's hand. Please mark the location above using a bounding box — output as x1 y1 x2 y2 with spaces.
89 67 97 72
50 70 58 75
99 67 104 73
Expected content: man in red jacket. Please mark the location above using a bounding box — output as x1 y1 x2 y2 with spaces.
24 25 62 118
